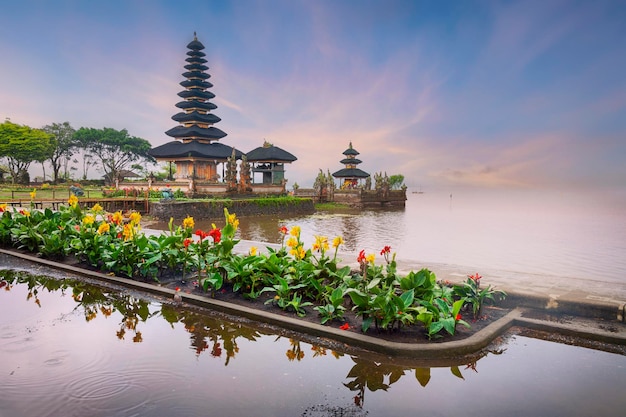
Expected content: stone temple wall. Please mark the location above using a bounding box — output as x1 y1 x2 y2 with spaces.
150 198 315 220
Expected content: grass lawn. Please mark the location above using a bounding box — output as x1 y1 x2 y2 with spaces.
0 186 106 200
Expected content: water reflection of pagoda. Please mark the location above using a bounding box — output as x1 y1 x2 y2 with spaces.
149 33 243 190
332 142 370 188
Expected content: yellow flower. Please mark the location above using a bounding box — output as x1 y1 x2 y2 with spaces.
366 253 376 264
249 246 258 256
182 215 195 229
122 223 134 240
20 209 30 217
290 246 306 260
289 225 301 237
314 235 329 252
129 211 141 225
82 214 95 225
227 212 239 230
286 237 298 248
0 203 7 212
29 188 36 200
111 211 123 225
97 222 110 235
67 194 79 207
332 236 344 248
91 203 103 213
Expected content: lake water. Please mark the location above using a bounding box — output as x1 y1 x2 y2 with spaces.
2 269 626 417
160 187 626 284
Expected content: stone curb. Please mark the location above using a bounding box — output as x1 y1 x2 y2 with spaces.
500 290 625 322
2 249 625 361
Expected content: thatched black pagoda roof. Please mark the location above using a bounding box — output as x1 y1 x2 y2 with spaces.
247 144 297 162
332 168 370 178
343 142 359 156
149 141 242 159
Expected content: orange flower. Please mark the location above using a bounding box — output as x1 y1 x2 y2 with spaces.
110 211 123 225
468 273 481 282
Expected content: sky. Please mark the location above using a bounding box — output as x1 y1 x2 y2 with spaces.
1 0 625 193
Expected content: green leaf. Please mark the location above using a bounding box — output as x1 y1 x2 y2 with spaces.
450 366 464 380
415 368 431 387
441 317 456 335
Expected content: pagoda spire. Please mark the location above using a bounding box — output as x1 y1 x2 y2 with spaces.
165 33 227 143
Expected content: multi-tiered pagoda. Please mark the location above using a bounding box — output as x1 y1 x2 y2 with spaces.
149 33 242 189
332 142 370 188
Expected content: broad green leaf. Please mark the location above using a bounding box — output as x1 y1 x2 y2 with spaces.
415 368 431 387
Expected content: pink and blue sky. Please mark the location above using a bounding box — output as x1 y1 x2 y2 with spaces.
1 0 625 192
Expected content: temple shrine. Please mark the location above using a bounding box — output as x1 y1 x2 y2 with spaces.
332 142 370 189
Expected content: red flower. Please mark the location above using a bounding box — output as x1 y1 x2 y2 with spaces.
357 249 366 263
455 313 462 321
183 238 193 248
194 229 209 240
468 273 482 283
279 226 288 235
380 245 391 255
208 228 221 243
339 323 350 330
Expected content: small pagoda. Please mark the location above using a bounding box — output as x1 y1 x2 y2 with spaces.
149 33 242 190
332 142 370 188
247 140 297 186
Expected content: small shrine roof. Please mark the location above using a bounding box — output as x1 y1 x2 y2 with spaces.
246 144 297 162
332 168 370 178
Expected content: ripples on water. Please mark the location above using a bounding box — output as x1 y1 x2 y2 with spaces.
166 189 626 283
1 270 626 416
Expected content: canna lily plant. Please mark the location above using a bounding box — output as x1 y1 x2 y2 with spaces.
0 200 507 340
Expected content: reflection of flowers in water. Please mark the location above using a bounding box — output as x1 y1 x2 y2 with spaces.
286 339 305 361
3 268 494 408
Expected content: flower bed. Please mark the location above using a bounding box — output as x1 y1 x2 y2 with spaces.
0 199 506 340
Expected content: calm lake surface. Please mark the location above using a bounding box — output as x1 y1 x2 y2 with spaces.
1 269 625 417
155 187 626 284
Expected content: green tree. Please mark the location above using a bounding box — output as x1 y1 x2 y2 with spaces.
0 120 53 184
42 121 77 183
388 174 405 190
73 127 154 184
